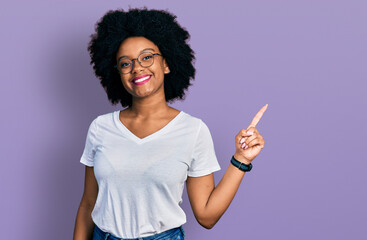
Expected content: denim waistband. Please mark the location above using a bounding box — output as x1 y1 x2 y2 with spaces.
93 224 185 240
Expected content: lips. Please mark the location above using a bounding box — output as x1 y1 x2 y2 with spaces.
132 74 151 82
131 75 151 85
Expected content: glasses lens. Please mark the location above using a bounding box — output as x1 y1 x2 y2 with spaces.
117 58 132 74
138 53 154 67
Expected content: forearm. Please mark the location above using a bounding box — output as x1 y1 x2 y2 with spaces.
201 155 247 228
73 205 95 240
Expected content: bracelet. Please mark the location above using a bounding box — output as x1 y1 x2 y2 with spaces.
231 155 253 172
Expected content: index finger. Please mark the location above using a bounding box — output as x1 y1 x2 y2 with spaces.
247 104 268 129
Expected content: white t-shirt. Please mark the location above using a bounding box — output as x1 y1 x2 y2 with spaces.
80 110 221 238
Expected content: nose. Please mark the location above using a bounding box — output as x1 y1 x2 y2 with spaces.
131 59 144 74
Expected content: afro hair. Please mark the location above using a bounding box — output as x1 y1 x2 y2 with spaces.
87 7 196 108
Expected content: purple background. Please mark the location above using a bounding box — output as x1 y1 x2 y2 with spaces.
1 0 366 239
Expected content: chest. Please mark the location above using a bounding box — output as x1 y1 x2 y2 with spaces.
122 120 171 139
94 135 191 187
93 113 197 187
119 110 180 139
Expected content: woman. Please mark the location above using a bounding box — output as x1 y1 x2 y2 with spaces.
73 7 267 240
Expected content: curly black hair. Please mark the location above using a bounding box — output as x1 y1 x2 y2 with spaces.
87 7 196 108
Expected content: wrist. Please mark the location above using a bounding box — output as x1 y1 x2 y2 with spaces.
233 153 251 165
231 155 253 172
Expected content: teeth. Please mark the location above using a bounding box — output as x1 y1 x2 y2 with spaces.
134 76 150 83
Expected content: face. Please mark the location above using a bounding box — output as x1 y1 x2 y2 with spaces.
115 36 170 100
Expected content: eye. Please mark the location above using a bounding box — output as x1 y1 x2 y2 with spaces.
142 55 152 61
120 62 131 68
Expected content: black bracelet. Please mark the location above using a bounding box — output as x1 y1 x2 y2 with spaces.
231 155 253 172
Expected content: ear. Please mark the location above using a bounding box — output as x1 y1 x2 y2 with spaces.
163 58 170 74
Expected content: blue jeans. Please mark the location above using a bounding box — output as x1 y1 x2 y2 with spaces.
92 224 185 240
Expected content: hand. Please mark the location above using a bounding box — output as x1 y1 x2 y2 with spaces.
234 104 268 165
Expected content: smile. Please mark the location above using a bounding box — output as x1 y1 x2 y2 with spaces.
132 75 151 85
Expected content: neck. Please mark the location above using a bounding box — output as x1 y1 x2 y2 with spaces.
128 95 171 119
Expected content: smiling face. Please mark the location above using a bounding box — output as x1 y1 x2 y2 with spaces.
115 36 170 101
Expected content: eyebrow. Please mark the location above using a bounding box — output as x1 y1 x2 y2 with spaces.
117 48 156 61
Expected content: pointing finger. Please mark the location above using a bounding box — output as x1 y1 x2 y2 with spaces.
247 104 268 129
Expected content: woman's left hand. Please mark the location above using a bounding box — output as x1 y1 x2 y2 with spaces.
234 104 268 165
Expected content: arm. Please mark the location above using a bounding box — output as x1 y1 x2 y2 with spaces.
187 107 267 229
73 166 98 240
187 105 268 229
186 160 246 229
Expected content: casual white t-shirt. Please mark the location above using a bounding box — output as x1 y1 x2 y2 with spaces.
80 110 221 238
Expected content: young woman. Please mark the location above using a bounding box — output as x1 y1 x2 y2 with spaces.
73 7 267 240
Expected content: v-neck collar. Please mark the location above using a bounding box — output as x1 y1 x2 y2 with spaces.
114 110 185 144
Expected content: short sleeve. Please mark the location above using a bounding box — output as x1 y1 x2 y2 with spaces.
80 118 99 167
188 120 221 177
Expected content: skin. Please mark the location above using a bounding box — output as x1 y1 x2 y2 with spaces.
73 36 268 239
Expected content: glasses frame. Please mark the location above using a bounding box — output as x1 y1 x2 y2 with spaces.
114 52 162 75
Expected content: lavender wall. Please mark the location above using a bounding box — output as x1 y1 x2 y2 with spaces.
1 0 366 239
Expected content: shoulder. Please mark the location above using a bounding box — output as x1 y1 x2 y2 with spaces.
180 111 203 127
89 110 117 127
179 111 213 138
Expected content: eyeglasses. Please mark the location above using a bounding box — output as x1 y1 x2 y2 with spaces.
114 52 162 75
